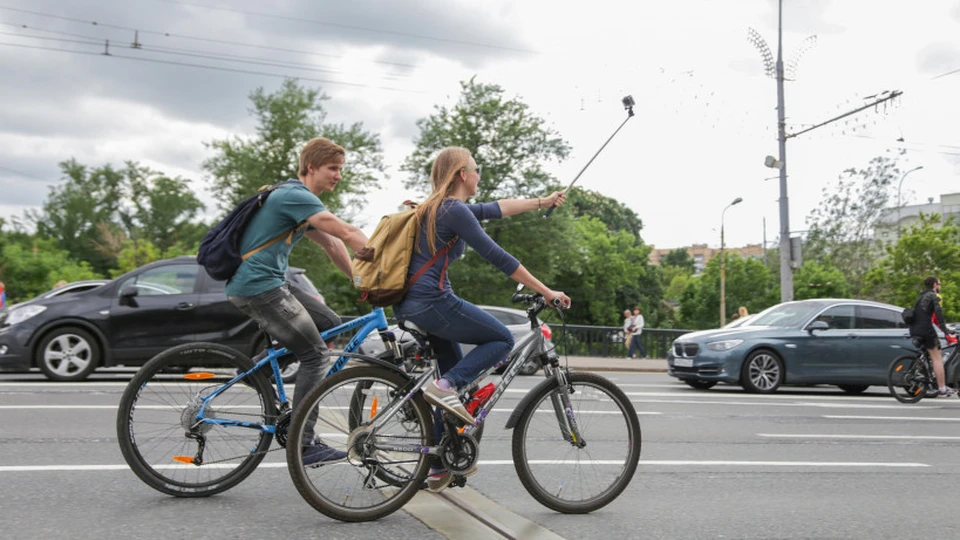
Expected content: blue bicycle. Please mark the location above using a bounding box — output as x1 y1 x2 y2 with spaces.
116 307 418 497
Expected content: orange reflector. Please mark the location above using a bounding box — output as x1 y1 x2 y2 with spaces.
457 426 465 434
370 397 378 419
895 365 904 372
173 456 195 464
184 372 216 380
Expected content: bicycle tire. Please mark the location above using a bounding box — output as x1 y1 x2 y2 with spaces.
887 354 927 404
116 343 276 497
512 372 641 513
286 366 434 522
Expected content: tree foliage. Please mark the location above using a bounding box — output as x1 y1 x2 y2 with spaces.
793 261 850 300
401 78 570 200
864 214 960 320
803 151 905 296
679 255 778 329
203 79 385 220
662 248 695 273
0 239 100 303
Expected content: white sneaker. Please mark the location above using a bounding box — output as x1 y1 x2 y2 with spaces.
422 380 475 425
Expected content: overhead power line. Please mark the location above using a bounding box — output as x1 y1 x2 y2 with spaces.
156 0 541 54
0 40 428 93
0 5 424 70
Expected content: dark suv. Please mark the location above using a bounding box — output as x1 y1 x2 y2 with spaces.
0 256 320 381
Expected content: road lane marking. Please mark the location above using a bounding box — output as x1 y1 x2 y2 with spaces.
629 398 928 409
0 459 928 472
823 415 960 422
0 405 661 416
758 433 960 440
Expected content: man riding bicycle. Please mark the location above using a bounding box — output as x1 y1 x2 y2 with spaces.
226 137 368 464
909 276 958 398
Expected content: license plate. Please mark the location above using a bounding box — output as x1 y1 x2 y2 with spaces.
674 358 693 367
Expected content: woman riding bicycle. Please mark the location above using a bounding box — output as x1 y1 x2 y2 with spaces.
393 146 570 491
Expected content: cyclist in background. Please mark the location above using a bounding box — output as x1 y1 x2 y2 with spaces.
909 276 957 397
226 137 368 464
392 146 570 492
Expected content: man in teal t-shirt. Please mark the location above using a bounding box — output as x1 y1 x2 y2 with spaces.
227 137 368 466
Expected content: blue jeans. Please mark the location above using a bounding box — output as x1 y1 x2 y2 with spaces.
229 284 336 445
395 294 514 390
628 334 646 358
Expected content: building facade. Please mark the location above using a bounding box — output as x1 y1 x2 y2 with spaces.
649 243 765 274
875 191 960 244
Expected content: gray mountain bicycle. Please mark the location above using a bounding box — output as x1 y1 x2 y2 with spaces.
285 285 642 522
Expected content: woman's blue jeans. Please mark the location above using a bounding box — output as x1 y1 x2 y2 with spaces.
395 293 514 390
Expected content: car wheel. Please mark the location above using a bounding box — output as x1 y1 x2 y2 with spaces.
684 379 717 390
837 384 869 394
740 350 783 393
36 327 101 381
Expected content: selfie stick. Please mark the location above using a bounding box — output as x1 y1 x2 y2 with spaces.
544 95 636 218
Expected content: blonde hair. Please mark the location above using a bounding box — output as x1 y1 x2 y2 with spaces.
299 137 345 176
414 147 473 255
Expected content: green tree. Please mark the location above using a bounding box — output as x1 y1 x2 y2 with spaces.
793 261 850 300
863 213 960 320
28 159 125 275
804 150 906 296
401 77 570 200
203 79 385 219
0 240 100 303
679 255 778 329
566 188 643 240
662 248 695 273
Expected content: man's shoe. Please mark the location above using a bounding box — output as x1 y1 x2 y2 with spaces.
302 440 348 467
423 380 475 425
938 387 958 398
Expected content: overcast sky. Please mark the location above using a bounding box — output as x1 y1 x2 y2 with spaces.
1 0 958 252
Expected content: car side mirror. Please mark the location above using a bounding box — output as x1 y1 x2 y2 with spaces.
119 285 139 307
807 321 829 334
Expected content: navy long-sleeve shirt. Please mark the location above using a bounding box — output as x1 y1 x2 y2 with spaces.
405 199 520 300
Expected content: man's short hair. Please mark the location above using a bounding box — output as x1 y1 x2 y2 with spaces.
924 276 940 289
299 137 345 176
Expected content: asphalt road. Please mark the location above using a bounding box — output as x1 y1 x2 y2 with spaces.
3 370 960 539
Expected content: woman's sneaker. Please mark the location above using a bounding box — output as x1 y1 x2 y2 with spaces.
426 464 478 492
423 380 475 425
938 387 958 398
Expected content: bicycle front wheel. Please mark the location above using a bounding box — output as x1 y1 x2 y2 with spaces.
512 372 641 513
287 366 434 522
116 343 276 497
887 354 927 404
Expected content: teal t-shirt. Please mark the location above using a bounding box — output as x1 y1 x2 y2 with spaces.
225 180 326 296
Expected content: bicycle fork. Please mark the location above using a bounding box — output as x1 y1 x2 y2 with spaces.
545 367 586 448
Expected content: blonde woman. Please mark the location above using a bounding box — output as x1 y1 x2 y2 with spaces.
393 146 569 491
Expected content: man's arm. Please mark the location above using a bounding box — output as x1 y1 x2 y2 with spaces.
304 229 353 279
306 211 368 253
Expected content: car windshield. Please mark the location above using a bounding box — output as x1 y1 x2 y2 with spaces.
748 303 824 328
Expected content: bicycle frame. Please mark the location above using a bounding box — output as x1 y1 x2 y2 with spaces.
364 300 583 456
194 307 392 433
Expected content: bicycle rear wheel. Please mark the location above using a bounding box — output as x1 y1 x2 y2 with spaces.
512 372 641 513
887 354 927 404
116 343 276 497
286 366 433 522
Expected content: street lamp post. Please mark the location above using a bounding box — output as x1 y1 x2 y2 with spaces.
720 197 743 326
896 165 924 237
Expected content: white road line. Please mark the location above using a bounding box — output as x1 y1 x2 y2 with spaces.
823 415 960 422
0 405 662 415
629 398 924 410
0 459 928 473
758 433 960 441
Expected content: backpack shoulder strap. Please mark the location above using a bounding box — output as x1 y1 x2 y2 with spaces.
241 221 310 261
406 236 459 288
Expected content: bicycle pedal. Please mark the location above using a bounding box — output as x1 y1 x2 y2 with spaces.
451 476 467 488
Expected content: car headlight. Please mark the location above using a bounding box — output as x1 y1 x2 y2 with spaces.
4 305 47 327
706 339 744 351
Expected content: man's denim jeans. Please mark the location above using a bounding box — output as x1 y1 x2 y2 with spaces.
229 284 338 445
395 293 514 389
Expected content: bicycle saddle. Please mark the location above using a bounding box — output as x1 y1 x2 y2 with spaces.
398 320 429 342
911 337 926 348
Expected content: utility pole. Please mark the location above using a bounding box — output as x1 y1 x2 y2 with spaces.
750 1 901 303
774 0 792 303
